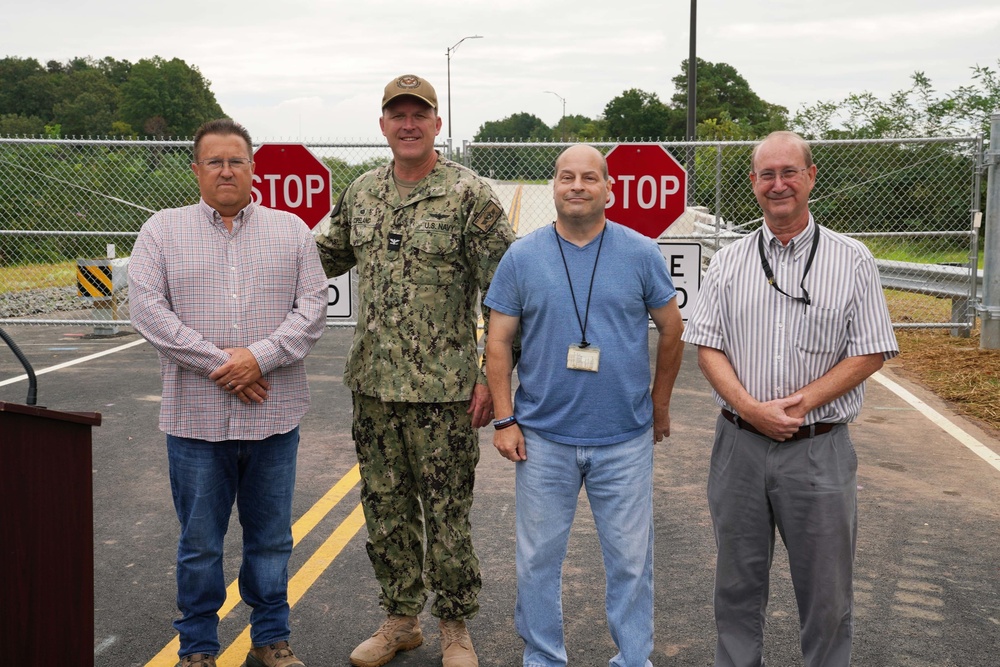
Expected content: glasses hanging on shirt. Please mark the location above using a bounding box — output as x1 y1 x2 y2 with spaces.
757 227 820 306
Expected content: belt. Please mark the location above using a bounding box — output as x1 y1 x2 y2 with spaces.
721 409 837 442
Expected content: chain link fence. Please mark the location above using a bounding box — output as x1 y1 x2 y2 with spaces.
0 136 985 332
467 137 985 332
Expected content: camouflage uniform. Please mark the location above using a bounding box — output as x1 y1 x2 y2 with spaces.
314 153 514 619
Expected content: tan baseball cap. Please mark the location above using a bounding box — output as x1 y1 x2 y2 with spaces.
382 74 438 110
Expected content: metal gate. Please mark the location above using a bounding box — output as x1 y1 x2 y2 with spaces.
0 136 984 332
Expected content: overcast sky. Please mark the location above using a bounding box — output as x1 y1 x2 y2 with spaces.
4 1 999 145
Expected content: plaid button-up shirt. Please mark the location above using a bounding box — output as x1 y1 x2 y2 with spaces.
128 200 328 441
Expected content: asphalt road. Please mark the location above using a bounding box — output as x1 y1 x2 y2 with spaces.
2 322 999 667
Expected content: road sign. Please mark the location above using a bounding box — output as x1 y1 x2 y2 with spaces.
251 143 332 229
326 271 353 320
657 242 701 321
605 144 687 238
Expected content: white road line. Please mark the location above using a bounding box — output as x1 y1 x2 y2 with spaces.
0 338 146 387
94 635 118 656
871 370 1000 473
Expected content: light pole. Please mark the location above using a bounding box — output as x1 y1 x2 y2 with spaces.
686 0 697 205
446 35 483 147
544 90 566 140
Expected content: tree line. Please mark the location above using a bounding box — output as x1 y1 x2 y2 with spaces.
0 55 225 138
474 58 1000 143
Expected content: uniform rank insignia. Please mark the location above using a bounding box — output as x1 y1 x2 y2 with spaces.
472 201 503 232
387 233 402 252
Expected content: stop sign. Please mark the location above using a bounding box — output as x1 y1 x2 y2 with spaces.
605 144 687 238
251 143 332 229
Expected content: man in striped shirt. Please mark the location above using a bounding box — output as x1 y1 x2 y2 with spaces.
682 131 898 667
128 119 328 667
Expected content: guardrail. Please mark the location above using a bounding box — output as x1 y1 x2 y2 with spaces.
876 259 981 335
686 220 980 335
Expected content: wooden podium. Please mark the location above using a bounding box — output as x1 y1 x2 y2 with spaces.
0 401 101 664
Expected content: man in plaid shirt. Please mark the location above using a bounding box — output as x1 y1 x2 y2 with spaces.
128 118 328 667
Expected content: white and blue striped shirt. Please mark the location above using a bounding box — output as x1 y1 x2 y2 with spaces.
682 216 898 424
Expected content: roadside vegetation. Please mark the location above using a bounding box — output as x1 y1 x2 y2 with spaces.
0 261 75 294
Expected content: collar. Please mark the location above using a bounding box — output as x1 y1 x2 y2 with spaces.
373 152 446 205
761 214 816 259
198 199 255 228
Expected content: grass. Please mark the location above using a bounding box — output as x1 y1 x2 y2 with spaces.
862 237 984 268
892 327 1000 433
0 261 76 294
882 288 1000 433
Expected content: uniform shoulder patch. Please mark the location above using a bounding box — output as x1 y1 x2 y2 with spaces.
472 200 503 232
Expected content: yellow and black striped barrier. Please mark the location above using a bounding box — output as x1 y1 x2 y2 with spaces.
76 258 128 300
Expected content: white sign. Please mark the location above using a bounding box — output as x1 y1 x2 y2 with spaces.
326 271 353 320
657 242 701 321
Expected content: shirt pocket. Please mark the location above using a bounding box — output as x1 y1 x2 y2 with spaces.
350 223 377 247
409 227 461 285
795 306 844 354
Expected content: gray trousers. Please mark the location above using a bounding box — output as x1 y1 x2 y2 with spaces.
707 414 857 667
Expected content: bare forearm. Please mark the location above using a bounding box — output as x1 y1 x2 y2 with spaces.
484 339 515 418
791 353 885 419
697 346 757 415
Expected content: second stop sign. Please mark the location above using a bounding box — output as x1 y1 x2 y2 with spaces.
604 143 688 238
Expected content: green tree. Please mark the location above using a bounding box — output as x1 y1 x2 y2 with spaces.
0 113 45 136
119 57 224 137
602 88 676 140
552 114 605 141
52 68 120 136
0 57 58 121
671 58 788 137
474 112 551 141
791 63 1000 140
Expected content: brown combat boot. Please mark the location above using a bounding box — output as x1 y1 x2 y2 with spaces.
244 640 304 667
350 614 423 667
439 619 478 667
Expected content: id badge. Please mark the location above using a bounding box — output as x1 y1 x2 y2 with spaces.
567 344 600 372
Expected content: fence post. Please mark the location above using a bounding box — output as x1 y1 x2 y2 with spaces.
981 114 1000 350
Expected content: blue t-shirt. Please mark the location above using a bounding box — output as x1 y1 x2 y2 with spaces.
485 221 676 445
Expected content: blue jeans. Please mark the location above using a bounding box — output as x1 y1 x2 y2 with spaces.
166 427 299 657
515 427 655 667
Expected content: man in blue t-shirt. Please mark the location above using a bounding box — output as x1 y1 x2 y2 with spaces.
484 144 684 667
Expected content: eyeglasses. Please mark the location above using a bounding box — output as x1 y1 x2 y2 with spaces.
753 167 808 183
194 157 252 171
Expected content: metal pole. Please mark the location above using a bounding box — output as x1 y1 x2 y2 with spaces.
447 47 452 145
446 35 483 148
545 91 566 141
980 113 1000 349
686 0 697 142
685 0 697 206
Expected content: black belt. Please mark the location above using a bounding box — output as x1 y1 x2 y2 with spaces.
721 409 837 442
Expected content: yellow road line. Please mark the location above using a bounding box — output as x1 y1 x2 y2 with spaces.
509 184 523 234
216 505 367 666
144 465 362 666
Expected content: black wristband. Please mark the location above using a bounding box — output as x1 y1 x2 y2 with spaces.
493 415 517 430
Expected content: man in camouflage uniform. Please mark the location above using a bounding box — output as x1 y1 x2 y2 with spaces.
314 74 515 667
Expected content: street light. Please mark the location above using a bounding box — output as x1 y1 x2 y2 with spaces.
544 90 566 140
446 35 483 147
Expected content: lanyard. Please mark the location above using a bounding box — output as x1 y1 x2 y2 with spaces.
757 225 821 306
554 223 606 348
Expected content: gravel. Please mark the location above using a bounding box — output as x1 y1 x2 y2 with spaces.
0 287 93 319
